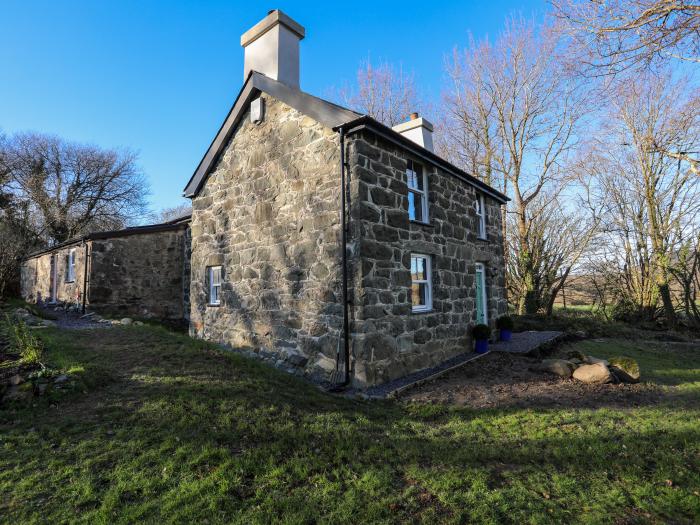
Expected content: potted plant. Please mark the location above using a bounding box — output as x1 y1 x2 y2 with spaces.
496 316 514 342
472 324 491 354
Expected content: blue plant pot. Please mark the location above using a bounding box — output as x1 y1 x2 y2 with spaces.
475 339 489 354
499 329 512 342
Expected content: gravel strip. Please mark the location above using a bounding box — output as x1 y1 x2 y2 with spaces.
38 306 111 330
490 330 564 354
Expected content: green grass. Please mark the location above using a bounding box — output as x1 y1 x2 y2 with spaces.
1 326 699 524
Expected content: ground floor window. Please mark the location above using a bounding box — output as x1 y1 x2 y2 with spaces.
207 266 222 305
66 248 76 282
411 254 432 312
475 263 488 324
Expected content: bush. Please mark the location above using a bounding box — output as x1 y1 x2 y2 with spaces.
496 316 514 330
6 315 44 366
472 324 491 340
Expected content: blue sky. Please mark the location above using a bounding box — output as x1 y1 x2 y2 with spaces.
1 1 546 214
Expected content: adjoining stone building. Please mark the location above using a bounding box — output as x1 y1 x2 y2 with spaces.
183 10 508 386
20 214 191 322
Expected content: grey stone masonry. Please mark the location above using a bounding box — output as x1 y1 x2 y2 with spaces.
188 95 346 381
187 93 507 387
347 131 507 386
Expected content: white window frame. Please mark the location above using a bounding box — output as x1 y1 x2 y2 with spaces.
208 266 222 306
476 193 487 240
475 262 488 324
66 249 76 283
407 159 429 223
410 254 433 313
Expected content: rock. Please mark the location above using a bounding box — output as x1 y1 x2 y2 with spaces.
608 356 640 383
9 374 24 386
572 363 612 384
285 352 308 367
3 385 33 402
80 312 95 319
133 321 144 326
534 359 574 378
584 356 609 366
54 374 69 384
41 319 56 327
574 330 588 339
120 318 133 325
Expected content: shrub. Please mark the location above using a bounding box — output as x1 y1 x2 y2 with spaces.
6 315 44 366
566 349 586 361
496 316 514 330
472 324 491 340
608 356 640 382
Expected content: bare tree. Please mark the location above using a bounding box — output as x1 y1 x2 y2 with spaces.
442 16 593 314
0 132 149 245
157 202 192 223
581 71 700 325
340 58 424 127
553 0 700 73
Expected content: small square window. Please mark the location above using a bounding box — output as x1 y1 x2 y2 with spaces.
65 249 76 283
407 160 428 223
410 254 432 312
476 194 487 239
208 266 222 306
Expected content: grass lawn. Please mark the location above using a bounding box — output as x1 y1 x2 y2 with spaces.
1 324 700 524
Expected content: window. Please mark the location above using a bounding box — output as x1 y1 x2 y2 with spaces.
65 249 76 282
475 193 487 239
410 254 432 312
208 266 222 305
475 263 488 324
407 160 428 222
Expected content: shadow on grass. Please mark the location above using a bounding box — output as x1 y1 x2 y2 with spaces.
1 326 699 523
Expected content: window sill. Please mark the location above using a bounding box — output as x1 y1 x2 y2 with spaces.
207 303 221 308
476 236 488 242
411 307 433 314
410 220 432 227
65 280 75 284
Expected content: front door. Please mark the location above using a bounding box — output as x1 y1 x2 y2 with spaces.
475 263 488 324
50 254 58 303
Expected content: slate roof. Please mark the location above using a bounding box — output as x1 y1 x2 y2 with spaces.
182 71 509 204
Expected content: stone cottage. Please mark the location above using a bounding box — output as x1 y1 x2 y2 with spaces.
20 213 191 322
183 10 508 386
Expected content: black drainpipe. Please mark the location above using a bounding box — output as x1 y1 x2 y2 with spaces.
81 240 89 314
338 127 351 387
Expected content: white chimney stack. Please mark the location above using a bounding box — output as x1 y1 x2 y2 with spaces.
241 9 305 87
392 113 434 152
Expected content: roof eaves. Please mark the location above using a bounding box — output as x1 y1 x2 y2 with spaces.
336 116 510 204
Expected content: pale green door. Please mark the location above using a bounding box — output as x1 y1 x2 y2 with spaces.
475 263 487 324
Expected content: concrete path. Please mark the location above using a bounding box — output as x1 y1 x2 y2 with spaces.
491 330 564 355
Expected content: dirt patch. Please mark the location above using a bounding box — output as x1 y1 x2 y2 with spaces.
400 352 663 409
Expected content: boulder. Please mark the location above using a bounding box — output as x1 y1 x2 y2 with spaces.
584 355 609 366
120 318 133 326
54 374 69 384
573 363 612 384
9 374 24 386
534 359 574 378
608 356 640 383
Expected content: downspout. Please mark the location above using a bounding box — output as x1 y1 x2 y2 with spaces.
337 126 351 387
81 240 89 314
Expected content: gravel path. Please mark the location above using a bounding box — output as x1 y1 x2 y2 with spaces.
490 330 564 354
354 331 565 399
37 306 111 330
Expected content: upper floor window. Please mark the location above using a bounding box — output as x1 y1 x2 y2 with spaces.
476 193 487 239
66 249 76 283
407 160 428 223
410 254 432 312
208 266 222 306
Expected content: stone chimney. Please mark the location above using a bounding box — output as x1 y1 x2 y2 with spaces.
392 113 434 152
241 9 305 87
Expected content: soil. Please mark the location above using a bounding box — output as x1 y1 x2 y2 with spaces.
400 351 663 409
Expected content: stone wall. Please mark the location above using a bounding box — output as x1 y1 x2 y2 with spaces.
189 95 346 380
21 243 88 307
347 131 507 386
89 227 188 320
